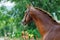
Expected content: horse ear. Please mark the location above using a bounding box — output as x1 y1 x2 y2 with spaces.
26 4 33 8
30 4 33 7
26 4 30 8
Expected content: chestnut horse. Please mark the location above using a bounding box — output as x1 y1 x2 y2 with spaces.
22 6 60 40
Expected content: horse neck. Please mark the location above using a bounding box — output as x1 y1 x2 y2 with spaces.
30 9 57 36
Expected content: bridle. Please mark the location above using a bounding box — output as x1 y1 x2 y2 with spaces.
25 8 31 18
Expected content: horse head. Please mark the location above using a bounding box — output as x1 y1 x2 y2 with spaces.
21 5 32 25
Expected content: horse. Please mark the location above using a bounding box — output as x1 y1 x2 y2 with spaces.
22 5 60 40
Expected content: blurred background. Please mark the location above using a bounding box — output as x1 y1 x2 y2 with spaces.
0 0 60 40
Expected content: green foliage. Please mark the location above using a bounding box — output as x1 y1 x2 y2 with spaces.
27 29 41 38
0 0 60 38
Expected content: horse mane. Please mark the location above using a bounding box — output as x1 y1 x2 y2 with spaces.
34 7 60 24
